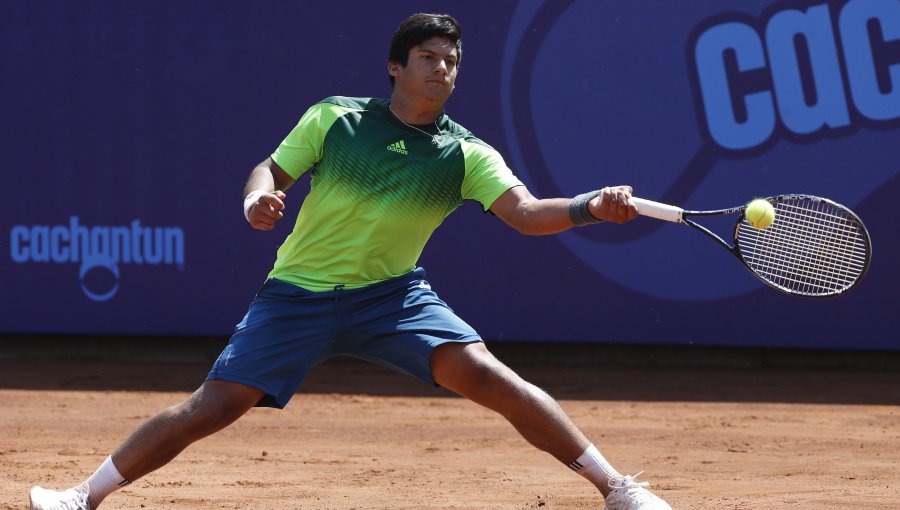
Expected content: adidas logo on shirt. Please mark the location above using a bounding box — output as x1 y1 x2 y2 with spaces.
387 140 408 155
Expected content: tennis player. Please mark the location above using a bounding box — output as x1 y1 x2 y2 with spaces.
31 13 671 510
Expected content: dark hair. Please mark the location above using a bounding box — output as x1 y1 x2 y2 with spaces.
388 13 462 86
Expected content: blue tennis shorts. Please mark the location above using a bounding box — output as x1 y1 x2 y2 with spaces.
207 267 482 408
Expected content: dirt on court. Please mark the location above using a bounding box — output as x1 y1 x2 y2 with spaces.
1 354 898 510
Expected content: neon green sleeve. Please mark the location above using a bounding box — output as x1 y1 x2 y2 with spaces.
271 102 360 179
459 139 524 211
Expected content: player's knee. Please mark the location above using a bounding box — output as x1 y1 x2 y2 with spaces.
434 343 527 399
467 357 530 403
180 403 228 437
175 387 250 438
522 381 557 408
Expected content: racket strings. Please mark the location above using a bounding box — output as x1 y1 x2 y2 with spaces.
749 204 864 289
736 199 869 295
746 209 867 272
739 202 865 291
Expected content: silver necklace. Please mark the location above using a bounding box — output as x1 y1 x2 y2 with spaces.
389 104 454 148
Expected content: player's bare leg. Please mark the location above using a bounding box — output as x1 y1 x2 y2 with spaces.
432 343 594 462
431 342 671 509
31 380 264 509
112 379 264 481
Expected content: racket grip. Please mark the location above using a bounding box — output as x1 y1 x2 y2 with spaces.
631 197 684 223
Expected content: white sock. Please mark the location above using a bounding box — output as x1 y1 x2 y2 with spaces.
569 444 622 489
85 456 130 507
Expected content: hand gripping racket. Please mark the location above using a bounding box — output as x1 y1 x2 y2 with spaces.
630 195 872 298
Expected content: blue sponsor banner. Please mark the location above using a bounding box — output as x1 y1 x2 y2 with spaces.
1 1 897 348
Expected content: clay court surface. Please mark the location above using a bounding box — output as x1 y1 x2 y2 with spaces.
1 354 898 509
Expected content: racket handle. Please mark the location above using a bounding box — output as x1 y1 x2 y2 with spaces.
631 197 684 223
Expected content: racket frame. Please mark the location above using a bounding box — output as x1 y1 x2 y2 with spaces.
631 194 872 298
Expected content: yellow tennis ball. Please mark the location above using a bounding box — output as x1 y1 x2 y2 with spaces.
745 199 775 229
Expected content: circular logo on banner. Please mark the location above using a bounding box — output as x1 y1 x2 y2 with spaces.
79 254 120 302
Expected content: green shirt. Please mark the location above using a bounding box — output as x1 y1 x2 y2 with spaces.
269 96 523 291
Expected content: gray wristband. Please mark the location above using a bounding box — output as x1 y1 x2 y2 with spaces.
569 190 605 226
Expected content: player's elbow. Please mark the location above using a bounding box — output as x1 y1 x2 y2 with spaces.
494 194 560 236
511 221 545 236
506 210 554 236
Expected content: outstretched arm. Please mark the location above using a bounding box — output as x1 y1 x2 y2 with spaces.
489 185 638 236
243 157 297 231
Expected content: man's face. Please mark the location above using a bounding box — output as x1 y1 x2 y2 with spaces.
389 36 459 103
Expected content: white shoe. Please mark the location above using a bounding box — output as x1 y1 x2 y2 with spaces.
603 472 671 510
30 483 91 510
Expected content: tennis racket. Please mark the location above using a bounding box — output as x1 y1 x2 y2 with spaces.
630 194 871 298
